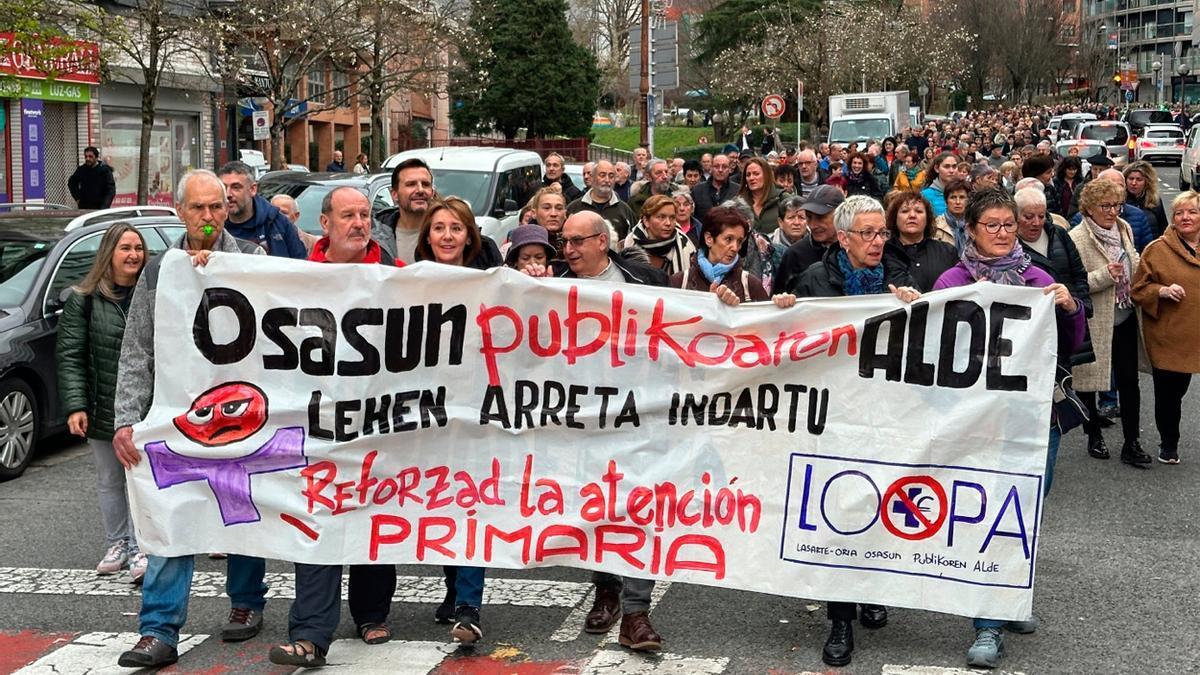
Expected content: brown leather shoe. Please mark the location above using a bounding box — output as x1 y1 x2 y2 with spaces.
618 611 663 652
584 585 621 633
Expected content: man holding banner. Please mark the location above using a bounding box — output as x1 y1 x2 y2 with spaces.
112 170 267 669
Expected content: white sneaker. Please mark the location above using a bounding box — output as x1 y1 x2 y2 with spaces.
129 552 148 585
96 542 129 576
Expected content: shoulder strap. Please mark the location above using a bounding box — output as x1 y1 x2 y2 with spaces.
83 292 94 324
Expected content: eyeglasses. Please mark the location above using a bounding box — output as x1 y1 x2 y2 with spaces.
1096 203 1122 212
847 229 892 241
979 221 1018 233
562 232 604 248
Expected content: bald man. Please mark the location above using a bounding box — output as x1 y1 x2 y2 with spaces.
270 194 319 254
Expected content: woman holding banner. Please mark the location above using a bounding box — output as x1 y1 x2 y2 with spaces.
790 195 921 668
55 223 149 582
932 187 1085 670
414 196 498 645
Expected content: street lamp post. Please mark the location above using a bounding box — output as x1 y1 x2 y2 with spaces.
918 83 929 114
1179 63 1191 112
1153 61 1162 107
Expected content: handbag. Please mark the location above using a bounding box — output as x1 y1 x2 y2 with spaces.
1052 364 1089 434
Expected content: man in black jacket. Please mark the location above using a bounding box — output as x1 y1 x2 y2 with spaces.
775 185 844 293
519 210 666 653
68 146 116 209
542 152 583 201
691 154 738 221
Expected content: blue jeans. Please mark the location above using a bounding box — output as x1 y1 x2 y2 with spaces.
139 554 267 646
450 566 485 609
973 426 1059 631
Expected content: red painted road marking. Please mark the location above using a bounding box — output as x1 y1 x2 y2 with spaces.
434 656 586 675
0 630 78 673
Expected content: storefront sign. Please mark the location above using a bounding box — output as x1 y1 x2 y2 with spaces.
21 99 45 200
0 78 90 102
0 33 100 85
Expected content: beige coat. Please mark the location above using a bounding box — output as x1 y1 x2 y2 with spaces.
1069 216 1148 391
1132 227 1200 374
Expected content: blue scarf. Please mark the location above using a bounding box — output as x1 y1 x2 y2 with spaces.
697 253 738 285
836 248 884 296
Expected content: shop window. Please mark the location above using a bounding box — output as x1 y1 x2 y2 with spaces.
100 111 200 206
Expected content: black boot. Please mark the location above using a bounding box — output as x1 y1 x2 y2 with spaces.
1121 439 1152 467
859 604 888 629
1087 430 1109 459
822 619 854 667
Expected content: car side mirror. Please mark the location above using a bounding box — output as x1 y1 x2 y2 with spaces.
493 199 519 218
47 288 71 315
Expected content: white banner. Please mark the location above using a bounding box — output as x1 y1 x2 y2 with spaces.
129 251 1056 620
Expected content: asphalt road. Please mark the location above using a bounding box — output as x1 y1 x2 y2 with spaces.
1 369 1198 675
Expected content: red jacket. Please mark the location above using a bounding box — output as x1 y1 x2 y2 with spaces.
308 237 403 266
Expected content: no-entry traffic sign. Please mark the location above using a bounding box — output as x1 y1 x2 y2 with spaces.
761 95 785 119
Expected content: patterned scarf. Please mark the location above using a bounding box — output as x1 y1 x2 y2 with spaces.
945 211 969 255
836 248 884 296
1087 218 1133 309
961 240 1031 286
631 222 690 276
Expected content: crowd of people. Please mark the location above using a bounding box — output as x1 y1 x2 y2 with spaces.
52 103 1199 671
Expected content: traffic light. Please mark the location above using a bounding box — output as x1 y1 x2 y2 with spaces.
1113 72 1122 84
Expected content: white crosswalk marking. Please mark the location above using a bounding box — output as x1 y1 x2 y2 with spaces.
296 639 456 674
581 649 728 674
13 632 207 675
0 566 589 607
882 665 1028 675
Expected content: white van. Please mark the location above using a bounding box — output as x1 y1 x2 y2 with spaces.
382 147 544 242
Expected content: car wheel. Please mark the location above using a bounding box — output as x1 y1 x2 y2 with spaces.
0 379 38 480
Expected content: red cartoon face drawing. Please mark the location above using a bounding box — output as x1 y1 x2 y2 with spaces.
173 382 268 447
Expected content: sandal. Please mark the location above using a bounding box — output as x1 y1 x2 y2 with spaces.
359 622 392 645
268 640 327 667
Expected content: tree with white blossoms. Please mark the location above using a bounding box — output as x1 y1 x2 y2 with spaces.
709 0 969 131
209 0 366 170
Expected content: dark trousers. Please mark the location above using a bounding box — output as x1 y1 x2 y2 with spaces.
1082 315 1141 445
1153 368 1194 451
827 601 883 621
288 564 396 651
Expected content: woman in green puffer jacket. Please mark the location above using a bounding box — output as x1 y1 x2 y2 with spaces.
56 223 148 582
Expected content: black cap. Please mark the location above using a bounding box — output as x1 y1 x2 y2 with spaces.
801 185 845 215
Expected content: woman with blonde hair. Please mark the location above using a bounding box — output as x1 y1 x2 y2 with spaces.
1123 160 1167 241
1070 179 1150 466
1132 190 1200 464
624 194 696 276
56 223 149 582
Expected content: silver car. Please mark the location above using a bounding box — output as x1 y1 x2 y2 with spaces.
1070 121 1131 168
1134 124 1185 165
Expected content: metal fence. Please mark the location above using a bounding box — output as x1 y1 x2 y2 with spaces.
587 144 634 164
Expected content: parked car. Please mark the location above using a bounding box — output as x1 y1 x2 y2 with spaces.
1057 113 1097 142
1179 126 1200 190
255 172 394 237
1047 116 1063 137
1069 120 1131 167
1134 124 1186 165
0 207 185 479
1054 138 1112 174
1121 108 1174 139
564 163 586 193
382 147 544 242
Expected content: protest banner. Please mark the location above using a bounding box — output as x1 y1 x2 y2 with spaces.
128 251 1056 620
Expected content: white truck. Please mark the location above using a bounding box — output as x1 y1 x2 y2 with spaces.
827 91 911 145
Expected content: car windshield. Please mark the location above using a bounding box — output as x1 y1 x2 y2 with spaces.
1060 118 1092 135
256 182 376 235
829 119 892 143
1080 124 1128 145
0 238 55 306
1057 144 1107 161
1129 110 1173 126
430 170 492 216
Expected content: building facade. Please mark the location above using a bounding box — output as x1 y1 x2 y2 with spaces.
0 33 100 205
1084 0 1199 104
